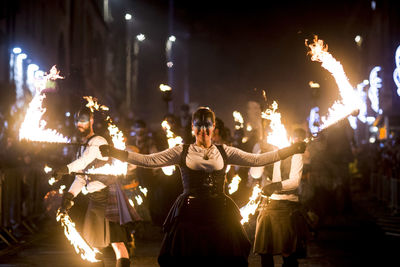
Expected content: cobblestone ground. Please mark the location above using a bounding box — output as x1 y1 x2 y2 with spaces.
0 192 398 267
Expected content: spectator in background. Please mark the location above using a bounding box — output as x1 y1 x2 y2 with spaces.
212 117 229 145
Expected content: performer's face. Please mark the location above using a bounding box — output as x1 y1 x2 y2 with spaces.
192 117 215 143
75 114 93 137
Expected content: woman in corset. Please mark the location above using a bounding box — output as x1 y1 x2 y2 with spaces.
100 107 306 267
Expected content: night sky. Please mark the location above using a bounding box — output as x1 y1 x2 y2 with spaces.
127 0 372 130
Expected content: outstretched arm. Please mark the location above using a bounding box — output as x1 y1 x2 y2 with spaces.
224 145 280 167
100 144 183 168
224 141 306 167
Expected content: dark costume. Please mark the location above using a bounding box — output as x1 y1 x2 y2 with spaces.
158 144 250 266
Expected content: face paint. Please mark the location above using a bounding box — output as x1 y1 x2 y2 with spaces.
192 107 215 138
75 113 90 126
193 118 213 130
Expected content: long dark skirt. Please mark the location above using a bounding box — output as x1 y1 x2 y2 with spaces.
82 188 128 248
253 200 309 257
158 194 251 266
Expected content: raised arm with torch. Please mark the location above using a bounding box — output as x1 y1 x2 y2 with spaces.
53 105 140 267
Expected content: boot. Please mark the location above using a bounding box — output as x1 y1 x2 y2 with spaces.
116 257 131 267
282 254 298 267
260 254 274 267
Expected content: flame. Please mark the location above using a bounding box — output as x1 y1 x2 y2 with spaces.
262 90 267 102
46 165 56 186
135 195 143 205
228 174 241 195
309 81 320 88
82 98 127 176
139 186 148 196
56 210 101 262
240 184 262 224
44 165 52 173
246 124 252 131
225 165 231 173
19 66 69 143
48 177 56 185
83 96 109 112
306 36 361 130
261 101 290 148
58 185 66 194
233 111 244 130
129 199 135 207
159 84 172 92
161 120 183 175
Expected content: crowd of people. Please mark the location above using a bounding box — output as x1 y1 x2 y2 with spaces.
0 101 400 266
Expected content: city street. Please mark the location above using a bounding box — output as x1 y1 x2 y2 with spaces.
1 1 400 266
1 192 398 267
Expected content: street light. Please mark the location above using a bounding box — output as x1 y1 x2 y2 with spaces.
125 13 132 20
165 36 176 113
125 13 133 110
160 84 172 111
169 35 176 42
355 35 363 47
136 34 145 42
131 34 145 109
12 47 22 54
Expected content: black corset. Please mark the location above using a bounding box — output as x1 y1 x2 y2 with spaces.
181 168 226 197
179 144 227 197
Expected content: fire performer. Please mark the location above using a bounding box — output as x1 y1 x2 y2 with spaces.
53 107 141 267
99 107 306 266
251 128 309 267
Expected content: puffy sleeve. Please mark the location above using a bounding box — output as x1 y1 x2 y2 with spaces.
127 145 183 168
67 136 108 173
224 144 280 167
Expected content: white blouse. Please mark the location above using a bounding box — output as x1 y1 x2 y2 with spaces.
127 144 281 172
67 135 109 197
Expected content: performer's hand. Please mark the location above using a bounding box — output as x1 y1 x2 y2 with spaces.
278 141 306 160
99 145 128 162
262 182 282 196
60 192 74 213
53 165 69 181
